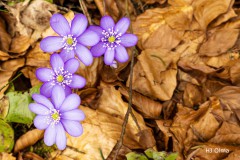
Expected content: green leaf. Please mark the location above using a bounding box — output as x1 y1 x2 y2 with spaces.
126 152 148 160
153 151 166 160
144 148 155 158
5 85 41 124
0 119 14 152
165 153 178 160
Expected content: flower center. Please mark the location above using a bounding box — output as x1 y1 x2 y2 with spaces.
101 28 122 50
46 109 61 125
50 67 73 88
66 37 74 45
56 75 64 82
62 35 77 52
108 36 116 43
51 111 60 121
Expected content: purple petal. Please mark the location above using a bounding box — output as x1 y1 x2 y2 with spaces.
44 125 56 146
120 34 138 47
40 82 54 98
55 123 66 150
104 49 115 65
100 16 115 30
40 36 64 52
65 86 72 96
60 94 81 112
88 25 103 37
61 120 83 137
50 53 64 71
69 75 86 89
71 14 88 37
90 42 106 57
34 115 49 130
64 58 79 74
59 49 75 62
77 30 100 46
61 109 85 121
32 94 54 110
51 85 65 109
115 45 129 63
29 103 50 115
36 68 53 82
50 13 70 36
75 44 93 66
114 17 130 34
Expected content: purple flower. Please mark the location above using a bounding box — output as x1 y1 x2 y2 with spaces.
89 16 138 65
29 85 85 150
36 53 86 98
40 13 100 66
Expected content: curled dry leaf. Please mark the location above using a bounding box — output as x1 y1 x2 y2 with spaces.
129 48 179 101
0 96 9 119
9 35 31 54
107 144 132 160
192 0 232 29
230 59 240 86
78 88 102 109
14 129 44 153
206 52 239 68
119 86 162 119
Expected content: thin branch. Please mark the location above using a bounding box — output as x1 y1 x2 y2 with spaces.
113 0 141 159
79 0 92 25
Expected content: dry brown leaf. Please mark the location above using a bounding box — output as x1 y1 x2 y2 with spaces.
78 88 102 109
119 86 162 119
206 52 239 68
26 42 50 68
178 69 200 86
143 0 166 4
9 35 31 54
14 129 44 153
133 8 183 50
21 67 41 86
0 51 10 61
199 29 239 57
213 86 240 110
0 152 16 160
21 0 57 32
163 5 193 30
130 48 179 101
193 0 232 29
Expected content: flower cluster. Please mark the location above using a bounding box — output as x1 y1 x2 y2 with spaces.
29 13 138 150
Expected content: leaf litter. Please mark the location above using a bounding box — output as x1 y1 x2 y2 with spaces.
1 0 240 159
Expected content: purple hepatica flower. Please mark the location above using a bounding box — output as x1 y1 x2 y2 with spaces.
89 16 138 65
29 85 85 150
36 53 86 98
40 13 100 66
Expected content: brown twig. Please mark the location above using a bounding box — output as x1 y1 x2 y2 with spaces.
113 0 141 159
79 0 92 25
